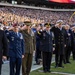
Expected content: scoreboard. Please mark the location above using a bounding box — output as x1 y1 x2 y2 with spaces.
49 0 75 3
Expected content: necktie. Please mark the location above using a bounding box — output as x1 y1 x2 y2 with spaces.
47 31 50 35
15 32 19 37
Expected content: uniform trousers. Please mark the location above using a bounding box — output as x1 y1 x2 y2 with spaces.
72 51 75 60
22 53 33 75
55 54 63 66
42 52 52 72
35 49 41 64
55 44 64 66
10 57 22 75
65 46 71 63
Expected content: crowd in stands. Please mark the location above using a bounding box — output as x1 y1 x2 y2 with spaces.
0 6 75 75
0 6 75 27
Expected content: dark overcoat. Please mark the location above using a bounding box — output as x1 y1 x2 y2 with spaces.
51 26 65 55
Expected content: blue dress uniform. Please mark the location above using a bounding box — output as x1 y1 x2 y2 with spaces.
51 26 65 67
40 30 53 72
5 30 25 75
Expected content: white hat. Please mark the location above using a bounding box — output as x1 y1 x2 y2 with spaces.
56 20 63 24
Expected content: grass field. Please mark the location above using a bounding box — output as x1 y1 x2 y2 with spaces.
51 59 75 74
30 58 75 75
30 70 63 75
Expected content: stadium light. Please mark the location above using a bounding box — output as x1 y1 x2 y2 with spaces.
71 0 75 1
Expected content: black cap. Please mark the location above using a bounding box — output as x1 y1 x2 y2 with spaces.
44 23 51 27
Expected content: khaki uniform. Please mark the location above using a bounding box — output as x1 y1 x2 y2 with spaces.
20 30 36 75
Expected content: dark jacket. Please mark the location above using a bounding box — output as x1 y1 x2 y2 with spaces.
51 26 65 54
39 30 53 52
35 31 41 50
64 29 74 48
0 30 8 57
72 31 75 51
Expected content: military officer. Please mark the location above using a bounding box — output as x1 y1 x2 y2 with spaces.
20 21 36 75
40 23 54 72
51 20 66 68
5 23 25 75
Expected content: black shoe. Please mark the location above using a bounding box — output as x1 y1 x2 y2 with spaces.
47 70 51 73
66 61 71 64
34 62 40 65
64 62 66 64
63 61 66 64
38 70 47 73
43 70 47 73
58 65 64 68
55 65 58 68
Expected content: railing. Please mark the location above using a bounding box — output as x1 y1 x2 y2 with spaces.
0 3 75 11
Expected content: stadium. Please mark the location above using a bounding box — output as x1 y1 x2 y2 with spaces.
0 0 75 75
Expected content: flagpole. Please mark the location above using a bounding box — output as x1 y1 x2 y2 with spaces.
69 12 75 21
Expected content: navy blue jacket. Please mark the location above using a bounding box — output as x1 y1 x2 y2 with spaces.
5 30 25 58
51 26 65 55
35 31 41 50
39 30 53 52
64 29 74 49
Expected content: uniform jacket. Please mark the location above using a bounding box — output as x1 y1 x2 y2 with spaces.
39 30 53 52
5 30 25 58
51 26 65 54
20 30 36 54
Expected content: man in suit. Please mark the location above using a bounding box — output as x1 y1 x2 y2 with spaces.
72 26 75 60
34 24 42 65
20 21 36 75
51 20 66 68
40 23 54 72
64 25 74 63
5 23 25 75
0 29 8 75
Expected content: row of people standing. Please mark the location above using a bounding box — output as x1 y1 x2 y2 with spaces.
35 20 75 73
51 21 74 68
0 21 36 75
0 19 75 75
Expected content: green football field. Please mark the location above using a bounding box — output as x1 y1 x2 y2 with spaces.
30 58 75 75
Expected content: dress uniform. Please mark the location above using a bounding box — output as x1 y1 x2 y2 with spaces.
51 20 65 68
40 23 54 72
0 30 8 75
20 21 36 75
5 24 25 75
